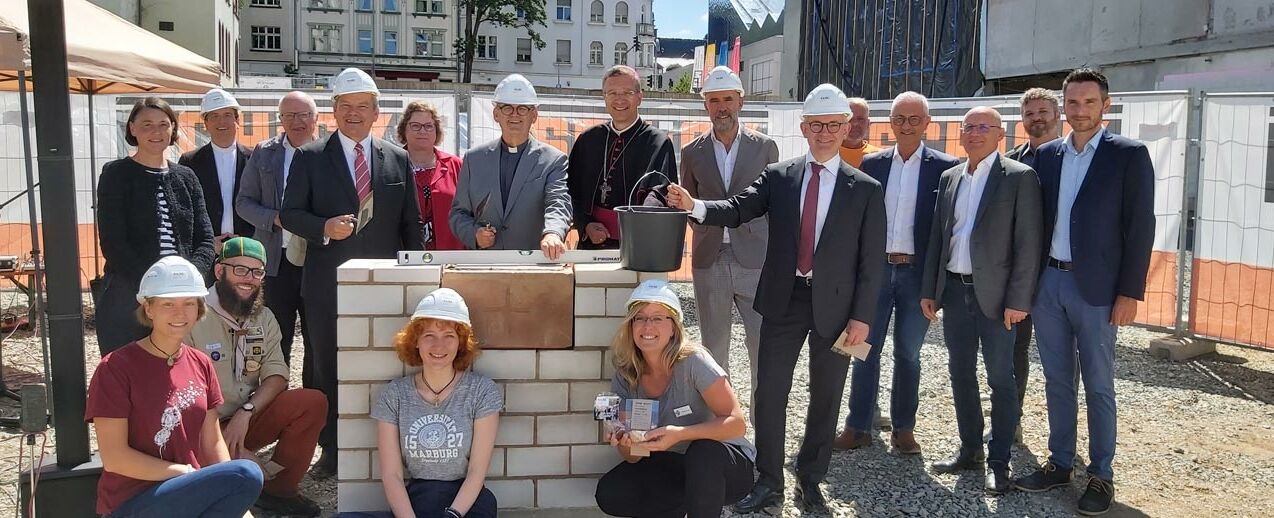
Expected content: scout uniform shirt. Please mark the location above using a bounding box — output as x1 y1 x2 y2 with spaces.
188 290 288 419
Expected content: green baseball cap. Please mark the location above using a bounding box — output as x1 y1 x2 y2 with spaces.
220 236 267 266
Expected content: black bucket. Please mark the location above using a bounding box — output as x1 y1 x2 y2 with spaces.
616 206 689 272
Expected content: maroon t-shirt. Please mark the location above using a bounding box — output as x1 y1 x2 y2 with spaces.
85 342 223 515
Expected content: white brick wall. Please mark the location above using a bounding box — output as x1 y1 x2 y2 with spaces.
487 479 535 508
372 264 441 284
605 288 634 317
473 350 537 380
337 384 370 414
538 478 602 508
569 381 613 412
337 350 404 380
536 414 601 445
337 284 405 315
538 350 602 380
337 317 370 349
574 263 638 285
504 382 569 413
506 446 570 476
337 418 379 449
337 481 387 512
337 449 370 480
494 415 534 446
575 317 625 347
571 444 621 475
574 287 606 316
371 316 410 346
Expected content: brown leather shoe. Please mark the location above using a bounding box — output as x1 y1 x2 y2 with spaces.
891 430 922 455
833 429 872 450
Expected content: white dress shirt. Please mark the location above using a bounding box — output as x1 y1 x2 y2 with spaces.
947 152 998 275
885 143 924 254
280 135 298 247
211 142 238 234
710 127 741 244
337 131 374 187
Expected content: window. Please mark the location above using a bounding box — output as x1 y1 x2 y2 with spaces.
556 0 571 21
517 38 532 63
415 0 444 13
384 0 399 11
251 26 282 51
384 31 398 54
750 60 774 94
158 21 174 31
356 0 372 10
516 8 525 19
414 29 445 56
615 1 628 24
310 24 341 52
250 0 281 7
614 42 627 65
358 29 373 53
556 40 571 64
309 0 339 8
476 35 497 60
589 41 603 65
590 0 603 23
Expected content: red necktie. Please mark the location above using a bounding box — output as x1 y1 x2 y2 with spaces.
797 163 822 275
354 142 371 203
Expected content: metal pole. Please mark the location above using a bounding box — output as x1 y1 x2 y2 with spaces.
29 0 91 467
17 71 53 396
1175 89 1204 336
88 88 101 278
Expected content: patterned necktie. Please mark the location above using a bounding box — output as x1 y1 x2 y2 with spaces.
354 142 371 204
797 163 823 276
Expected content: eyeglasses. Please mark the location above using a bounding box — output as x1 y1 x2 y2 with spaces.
961 123 1000 135
407 122 437 133
804 121 844 134
631 315 672 326
497 104 534 116
280 111 314 122
220 263 266 280
604 89 639 99
890 115 926 127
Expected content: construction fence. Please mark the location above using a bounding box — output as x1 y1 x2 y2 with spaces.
0 89 1269 350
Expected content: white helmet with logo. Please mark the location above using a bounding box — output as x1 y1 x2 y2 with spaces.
701 66 744 96
626 279 683 321
494 74 540 106
411 288 471 327
199 88 240 115
136 256 209 303
802 83 851 117
331 67 380 98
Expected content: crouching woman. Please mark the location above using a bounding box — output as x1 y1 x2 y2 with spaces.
594 280 755 518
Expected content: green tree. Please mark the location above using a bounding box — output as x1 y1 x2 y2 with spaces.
671 72 694 94
454 1 547 83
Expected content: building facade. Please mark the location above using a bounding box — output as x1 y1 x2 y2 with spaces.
92 0 240 86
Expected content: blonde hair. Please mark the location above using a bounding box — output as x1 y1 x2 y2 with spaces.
1020 87 1059 107
609 302 705 388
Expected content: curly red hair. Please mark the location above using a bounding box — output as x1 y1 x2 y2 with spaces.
392 317 481 370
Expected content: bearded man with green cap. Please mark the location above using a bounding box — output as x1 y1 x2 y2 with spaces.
188 236 328 517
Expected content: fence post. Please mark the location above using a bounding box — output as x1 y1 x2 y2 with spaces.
1175 89 1203 336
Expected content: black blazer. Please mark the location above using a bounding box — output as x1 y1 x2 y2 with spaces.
96 158 216 280
1036 131 1155 307
859 145 959 268
179 143 255 236
700 157 887 338
280 133 424 298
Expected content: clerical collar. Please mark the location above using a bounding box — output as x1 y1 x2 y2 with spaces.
609 117 642 135
501 139 527 153
211 141 237 153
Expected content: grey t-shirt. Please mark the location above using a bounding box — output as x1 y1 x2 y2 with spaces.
371 372 503 481
611 350 756 460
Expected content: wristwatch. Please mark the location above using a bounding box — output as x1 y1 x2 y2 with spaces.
241 402 255 413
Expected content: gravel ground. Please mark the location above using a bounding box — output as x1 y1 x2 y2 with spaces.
2 284 1273 517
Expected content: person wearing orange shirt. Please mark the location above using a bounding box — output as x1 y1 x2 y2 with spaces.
838 97 881 168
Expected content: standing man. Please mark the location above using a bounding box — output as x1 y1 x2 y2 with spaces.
666 84 886 513
838 97 881 168
237 91 318 384
919 107 1043 494
449 74 570 259
281 67 424 474
1013 69 1155 515
189 237 327 517
680 66 779 404
836 91 959 453
568 65 678 249
181 88 254 256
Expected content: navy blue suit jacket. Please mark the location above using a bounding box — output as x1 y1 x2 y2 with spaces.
859 145 959 269
1037 131 1155 307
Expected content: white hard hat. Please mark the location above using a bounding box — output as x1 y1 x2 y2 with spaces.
493 74 539 106
200 88 240 115
701 66 744 95
802 83 852 117
136 256 209 303
411 288 471 327
331 67 380 98
626 280 683 321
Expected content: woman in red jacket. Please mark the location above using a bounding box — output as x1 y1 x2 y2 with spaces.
398 101 464 250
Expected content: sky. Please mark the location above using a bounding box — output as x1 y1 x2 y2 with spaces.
654 0 709 40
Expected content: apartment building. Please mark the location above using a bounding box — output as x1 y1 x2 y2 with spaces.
92 0 240 86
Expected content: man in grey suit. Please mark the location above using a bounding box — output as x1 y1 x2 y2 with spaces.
920 106 1044 494
450 73 570 259
681 66 778 394
237 91 316 384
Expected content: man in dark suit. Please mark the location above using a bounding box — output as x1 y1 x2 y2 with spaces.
180 88 254 257
1013 69 1155 516
667 83 886 513
919 106 1043 494
836 91 959 454
281 68 424 475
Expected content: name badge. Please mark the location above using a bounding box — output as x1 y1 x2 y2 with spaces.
245 326 264 337
205 342 222 352
251 346 264 356
673 405 693 418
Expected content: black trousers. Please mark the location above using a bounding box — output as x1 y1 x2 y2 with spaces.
753 279 850 490
595 440 754 518
303 286 338 450
1014 315 1033 414
94 273 148 357
265 257 312 387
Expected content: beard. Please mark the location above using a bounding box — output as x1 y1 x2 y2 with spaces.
216 279 264 320
1026 121 1055 139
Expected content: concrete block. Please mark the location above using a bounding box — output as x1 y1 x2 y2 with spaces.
373 264 442 284
337 350 404 381
495 415 535 446
574 287 606 316
372 317 411 348
574 263 638 285
473 350 538 380
605 287 634 317
505 382 569 413
537 478 601 508
602 350 616 379
404 284 439 314
488 447 505 477
487 479 535 509
337 418 378 449
370 452 382 480
536 414 602 445
336 259 379 282
637 272 669 283
569 381 613 412
338 284 405 315
336 481 388 512
538 350 602 380
576 317 624 347
1149 336 1216 362
571 444 622 475
337 317 370 349
337 449 370 481
506 446 570 476
337 383 370 415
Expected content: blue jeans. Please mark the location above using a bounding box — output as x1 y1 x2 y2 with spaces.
941 280 1019 465
846 263 931 432
337 479 497 518
1032 267 1118 480
108 459 263 518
